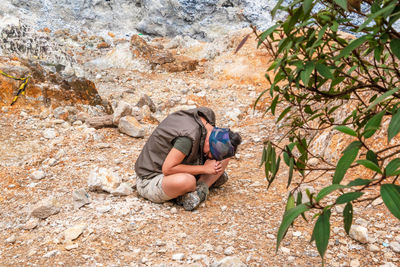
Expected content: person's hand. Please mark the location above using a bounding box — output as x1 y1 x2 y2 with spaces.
204 159 223 175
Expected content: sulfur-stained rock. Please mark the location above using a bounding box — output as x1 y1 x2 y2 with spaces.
88 167 122 193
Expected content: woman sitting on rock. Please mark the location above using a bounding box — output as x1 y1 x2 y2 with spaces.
134 107 242 210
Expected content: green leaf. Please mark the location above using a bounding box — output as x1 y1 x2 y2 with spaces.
303 0 313 14
332 141 361 184
286 193 296 212
356 160 382 174
358 3 397 32
366 150 379 165
287 157 294 189
316 63 333 79
271 95 279 115
343 202 353 235
336 192 364 204
385 158 400 177
277 106 291 122
271 0 285 19
316 184 348 202
334 126 357 137
367 87 400 111
334 0 348 11
313 209 331 259
363 111 385 138
260 146 267 167
301 61 315 86
257 25 279 48
388 109 400 142
381 184 400 220
335 36 368 60
276 204 310 251
347 178 373 187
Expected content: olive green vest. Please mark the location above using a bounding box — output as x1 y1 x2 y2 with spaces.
135 107 216 179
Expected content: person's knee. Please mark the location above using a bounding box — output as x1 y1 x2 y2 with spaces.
175 174 196 192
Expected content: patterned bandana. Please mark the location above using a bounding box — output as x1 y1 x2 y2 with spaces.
209 127 235 161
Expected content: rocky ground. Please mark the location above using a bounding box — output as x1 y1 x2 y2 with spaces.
0 29 399 267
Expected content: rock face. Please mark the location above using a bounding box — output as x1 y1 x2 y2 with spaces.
1 0 276 41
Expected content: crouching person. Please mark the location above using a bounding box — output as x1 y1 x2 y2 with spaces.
134 107 242 211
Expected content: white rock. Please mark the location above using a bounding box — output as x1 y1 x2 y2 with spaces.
113 101 132 125
349 225 369 244
368 244 380 252
23 218 39 230
96 205 112 213
88 167 122 193
31 198 60 219
43 250 59 258
170 207 177 214
379 263 397 267
43 128 57 139
118 116 145 138
216 256 246 267
224 246 235 256
293 231 302 237
371 197 384 206
64 224 86 242
72 188 90 209
390 241 400 253
308 157 319 166
226 108 241 121
31 170 46 180
65 243 79 250
280 247 290 254
355 218 368 227
5 235 16 244
350 259 360 267
111 182 133 196
172 253 185 261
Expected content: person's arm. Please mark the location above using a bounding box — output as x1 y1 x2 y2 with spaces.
162 148 222 176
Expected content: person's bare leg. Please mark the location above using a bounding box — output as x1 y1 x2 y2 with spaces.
198 158 230 187
161 173 196 198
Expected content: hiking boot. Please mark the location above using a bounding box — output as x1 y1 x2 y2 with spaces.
196 181 209 202
176 182 209 211
176 191 201 211
211 171 229 188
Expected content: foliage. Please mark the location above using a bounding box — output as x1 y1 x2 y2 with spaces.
253 0 400 263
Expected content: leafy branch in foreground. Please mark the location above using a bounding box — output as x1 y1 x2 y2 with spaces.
253 0 400 264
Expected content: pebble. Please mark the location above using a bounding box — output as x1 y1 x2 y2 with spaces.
31 198 60 219
379 263 397 267
5 235 16 244
368 244 380 252
349 225 369 244
64 224 86 241
170 207 177 214
72 188 91 209
280 247 290 254
350 259 360 267
293 231 302 237
390 241 400 253
172 253 185 261
111 182 133 196
88 167 122 193
224 246 235 256
31 170 46 180
96 205 112 213
221 205 227 211
23 218 39 230
215 256 246 267
43 250 59 258
65 243 79 250
43 128 57 139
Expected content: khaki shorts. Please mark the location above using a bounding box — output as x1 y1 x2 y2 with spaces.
136 174 173 203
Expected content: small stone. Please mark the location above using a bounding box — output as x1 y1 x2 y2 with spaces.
281 247 290 254
267 234 275 239
375 222 385 229
31 170 46 180
43 250 59 258
31 198 60 219
371 198 384 206
379 263 397 267
72 120 82 126
308 158 319 166
88 167 122 193
369 244 380 252
172 253 185 261
96 205 112 213
65 243 79 250
349 225 369 244
23 218 39 230
170 207 177 214
390 241 400 253
216 256 246 267
72 188 90 209
111 182 133 196
76 112 89 122
6 235 16 244
350 259 360 267
224 246 235 256
355 218 368 227
118 116 145 138
293 231 302 237
64 224 86 242
113 101 132 125
221 205 227 211
43 128 57 139
288 256 295 262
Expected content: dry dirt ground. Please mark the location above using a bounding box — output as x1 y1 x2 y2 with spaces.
0 31 399 267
